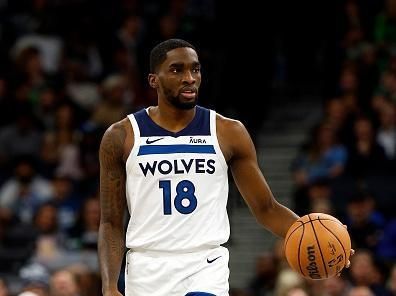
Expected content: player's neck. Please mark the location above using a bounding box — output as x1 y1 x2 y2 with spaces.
148 105 196 133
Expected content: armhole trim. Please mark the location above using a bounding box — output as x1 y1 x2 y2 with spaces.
210 110 228 171
126 114 140 168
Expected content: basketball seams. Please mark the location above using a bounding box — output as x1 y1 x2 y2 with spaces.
298 218 342 227
318 219 348 268
284 220 304 276
285 219 341 238
284 220 303 247
297 222 305 277
308 214 329 279
284 213 351 280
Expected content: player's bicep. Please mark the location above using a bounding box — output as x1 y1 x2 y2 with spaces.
228 120 258 174
228 122 275 211
99 125 127 225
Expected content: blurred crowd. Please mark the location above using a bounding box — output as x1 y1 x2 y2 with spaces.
237 0 396 296
0 0 218 295
291 0 396 266
233 240 396 296
1 0 396 296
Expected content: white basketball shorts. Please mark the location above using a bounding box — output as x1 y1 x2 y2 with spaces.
124 246 229 296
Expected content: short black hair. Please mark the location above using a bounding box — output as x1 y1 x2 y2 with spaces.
149 38 196 73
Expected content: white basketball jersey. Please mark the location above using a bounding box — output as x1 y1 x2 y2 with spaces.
125 106 230 252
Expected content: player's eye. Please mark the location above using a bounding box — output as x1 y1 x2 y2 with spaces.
170 66 183 73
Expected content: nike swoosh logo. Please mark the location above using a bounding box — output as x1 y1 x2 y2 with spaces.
146 137 164 144
207 256 222 264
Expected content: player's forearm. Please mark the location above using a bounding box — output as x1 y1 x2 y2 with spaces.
98 222 125 291
255 201 299 238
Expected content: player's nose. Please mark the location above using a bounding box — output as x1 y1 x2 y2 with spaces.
182 70 196 84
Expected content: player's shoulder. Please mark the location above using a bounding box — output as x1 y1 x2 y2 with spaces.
102 117 132 139
212 111 252 161
215 112 247 135
100 117 134 160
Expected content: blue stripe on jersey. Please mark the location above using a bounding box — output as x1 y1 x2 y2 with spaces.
138 144 215 155
185 293 216 296
133 106 211 137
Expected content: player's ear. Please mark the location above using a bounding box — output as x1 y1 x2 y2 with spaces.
148 74 158 88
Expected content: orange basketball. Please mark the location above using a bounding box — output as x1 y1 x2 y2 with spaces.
284 213 351 280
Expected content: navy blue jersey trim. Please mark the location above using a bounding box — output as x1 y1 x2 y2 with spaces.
133 106 211 137
138 144 215 155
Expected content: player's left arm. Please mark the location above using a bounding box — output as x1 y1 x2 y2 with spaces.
218 117 299 238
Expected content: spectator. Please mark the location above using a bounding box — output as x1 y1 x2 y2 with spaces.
307 178 334 215
322 274 351 296
344 192 385 252
18 292 39 296
286 287 309 296
49 269 80 296
346 117 388 178
387 264 396 295
375 102 396 168
67 196 100 251
323 98 355 146
30 202 74 272
50 175 81 232
91 74 129 128
0 220 36 273
247 251 278 296
347 286 374 296
19 262 50 296
0 108 43 169
273 268 305 296
292 122 347 215
0 155 53 224
292 122 347 187
40 103 83 180
348 249 391 295
66 264 101 296
0 278 9 296
376 219 396 261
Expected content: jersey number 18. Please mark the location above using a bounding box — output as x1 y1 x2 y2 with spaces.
159 180 197 215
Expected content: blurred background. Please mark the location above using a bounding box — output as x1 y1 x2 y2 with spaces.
1 0 396 295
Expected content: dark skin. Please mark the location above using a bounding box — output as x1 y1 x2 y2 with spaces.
98 121 128 296
99 47 350 295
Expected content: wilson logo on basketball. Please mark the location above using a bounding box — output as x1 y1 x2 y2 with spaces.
306 245 321 279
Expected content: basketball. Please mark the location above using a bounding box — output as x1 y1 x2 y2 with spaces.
284 213 351 280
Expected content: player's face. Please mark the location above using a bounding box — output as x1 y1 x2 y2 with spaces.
156 47 201 110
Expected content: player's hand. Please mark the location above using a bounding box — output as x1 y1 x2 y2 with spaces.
336 224 354 277
345 248 355 269
336 248 354 277
103 290 123 296
337 223 354 276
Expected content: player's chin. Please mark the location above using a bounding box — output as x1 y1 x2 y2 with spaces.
178 96 198 109
179 101 197 110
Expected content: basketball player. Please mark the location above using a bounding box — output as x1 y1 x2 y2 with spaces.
98 38 308 295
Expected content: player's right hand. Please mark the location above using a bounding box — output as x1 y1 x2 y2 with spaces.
103 290 123 296
345 248 355 269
